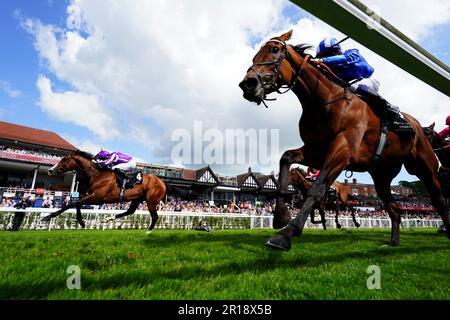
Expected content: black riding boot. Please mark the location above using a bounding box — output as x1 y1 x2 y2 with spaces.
113 168 128 189
356 89 413 132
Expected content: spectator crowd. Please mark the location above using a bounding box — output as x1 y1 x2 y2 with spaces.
0 145 62 160
0 193 440 220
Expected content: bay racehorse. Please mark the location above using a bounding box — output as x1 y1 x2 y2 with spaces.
290 167 360 229
423 123 450 213
42 150 166 232
423 123 450 168
239 30 450 250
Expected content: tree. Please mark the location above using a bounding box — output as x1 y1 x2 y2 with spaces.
398 180 428 197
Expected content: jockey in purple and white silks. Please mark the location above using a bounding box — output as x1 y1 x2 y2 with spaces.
310 37 412 132
94 150 136 176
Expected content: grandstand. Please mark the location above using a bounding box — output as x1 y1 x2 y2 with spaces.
0 121 78 207
0 121 433 213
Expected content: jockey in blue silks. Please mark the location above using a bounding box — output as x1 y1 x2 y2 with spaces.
94 150 137 186
311 37 412 131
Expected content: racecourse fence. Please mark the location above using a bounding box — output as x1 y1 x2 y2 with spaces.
0 208 443 231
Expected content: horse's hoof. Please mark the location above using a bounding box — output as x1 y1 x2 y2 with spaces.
336 224 342 229
78 220 86 229
146 230 153 234
355 222 361 228
265 234 291 251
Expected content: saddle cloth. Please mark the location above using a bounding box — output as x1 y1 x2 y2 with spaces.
115 170 143 190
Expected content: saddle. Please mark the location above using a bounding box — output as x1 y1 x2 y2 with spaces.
356 93 414 134
115 170 143 190
306 56 414 135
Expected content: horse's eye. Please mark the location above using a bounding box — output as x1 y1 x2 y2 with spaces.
272 46 280 54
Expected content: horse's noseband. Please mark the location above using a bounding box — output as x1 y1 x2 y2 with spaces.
247 39 289 94
247 39 309 107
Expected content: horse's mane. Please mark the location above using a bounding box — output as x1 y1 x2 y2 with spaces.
291 43 315 57
289 43 350 88
73 149 95 160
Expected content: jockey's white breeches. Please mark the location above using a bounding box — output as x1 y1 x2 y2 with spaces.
349 78 380 95
112 159 136 171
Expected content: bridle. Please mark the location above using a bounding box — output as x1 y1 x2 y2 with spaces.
58 155 99 176
427 130 450 152
53 156 77 175
247 39 351 108
247 39 310 108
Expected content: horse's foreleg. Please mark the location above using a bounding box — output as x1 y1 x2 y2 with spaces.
349 205 360 228
42 194 96 222
267 136 351 251
309 210 316 223
318 205 327 230
275 147 307 229
41 203 73 222
309 206 325 228
335 208 342 229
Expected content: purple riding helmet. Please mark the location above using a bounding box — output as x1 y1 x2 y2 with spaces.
96 150 111 160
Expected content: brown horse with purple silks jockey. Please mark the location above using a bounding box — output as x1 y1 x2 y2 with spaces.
239 30 450 251
43 150 166 233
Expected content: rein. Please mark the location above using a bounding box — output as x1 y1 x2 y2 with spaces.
434 144 450 152
71 157 100 178
248 39 352 108
428 131 450 151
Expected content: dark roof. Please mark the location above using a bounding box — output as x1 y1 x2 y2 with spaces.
0 121 77 151
195 166 218 183
256 175 278 189
236 172 260 188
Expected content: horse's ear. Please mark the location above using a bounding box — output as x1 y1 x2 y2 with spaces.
430 122 435 130
280 30 293 42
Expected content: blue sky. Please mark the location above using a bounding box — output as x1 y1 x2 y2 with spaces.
0 0 93 143
0 0 449 184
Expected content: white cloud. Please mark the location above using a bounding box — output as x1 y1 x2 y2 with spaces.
361 0 450 41
60 134 102 154
36 75 118 140
24 0 450 179
0 80 21 98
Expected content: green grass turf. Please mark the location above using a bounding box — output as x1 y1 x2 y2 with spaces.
0 228 449 300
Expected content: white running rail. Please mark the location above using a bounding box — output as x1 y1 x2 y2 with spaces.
0 208 443 231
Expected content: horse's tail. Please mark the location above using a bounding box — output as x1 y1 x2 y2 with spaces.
162 180 186 199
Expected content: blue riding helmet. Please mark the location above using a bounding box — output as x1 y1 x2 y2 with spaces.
317 37 341 57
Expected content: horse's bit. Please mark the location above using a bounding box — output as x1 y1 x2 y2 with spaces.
247 39 309 107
